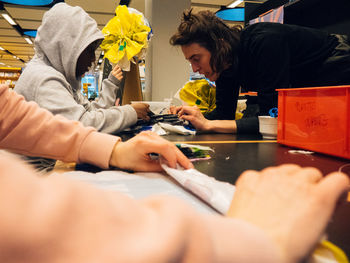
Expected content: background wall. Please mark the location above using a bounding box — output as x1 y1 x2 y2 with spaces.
145 0 191 101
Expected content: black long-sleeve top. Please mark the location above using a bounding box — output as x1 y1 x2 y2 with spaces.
206 22 341 134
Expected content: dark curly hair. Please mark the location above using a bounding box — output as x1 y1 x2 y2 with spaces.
170 9 242 74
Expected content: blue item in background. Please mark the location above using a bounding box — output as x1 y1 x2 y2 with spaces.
81 73 99 100
269 108 278 118
215 8 245 22
1 0 54 6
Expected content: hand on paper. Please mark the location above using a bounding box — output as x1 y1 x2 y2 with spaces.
227 164 349 263
109 131 193 172
131 103 150 121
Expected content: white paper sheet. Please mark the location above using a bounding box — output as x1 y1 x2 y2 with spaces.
161 164 235 214
58 170 217 214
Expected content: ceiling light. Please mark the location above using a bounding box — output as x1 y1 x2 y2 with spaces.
228 0 244 8
24 37 33 44
216 8 245 21
2 13 17 25
0 46 4 51
24 30 37 38
0 0 54 6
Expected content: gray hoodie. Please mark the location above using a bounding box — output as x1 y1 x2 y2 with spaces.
15 3 137 134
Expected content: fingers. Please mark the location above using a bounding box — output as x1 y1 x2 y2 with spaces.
237 165 324 192
235 169 260 187
169 106 182 114
261 164 300 176
144 134 181 168
112 65 121 73
111 65 123 81
317 172 350 205
293 167 323 183
173 147 194 169
239 165 348 201
131 103 150 120
261 165 322 183
179 114 194 123
138 132 193 169
178 106 198 117
138 110 150 121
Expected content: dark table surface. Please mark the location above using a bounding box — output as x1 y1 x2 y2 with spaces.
159 132 350 255
163 133 349 182
99 132 350 255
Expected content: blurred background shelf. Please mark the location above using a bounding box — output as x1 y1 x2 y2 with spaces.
0 67 21 89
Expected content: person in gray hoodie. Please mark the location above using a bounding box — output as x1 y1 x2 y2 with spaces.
15 3 149 134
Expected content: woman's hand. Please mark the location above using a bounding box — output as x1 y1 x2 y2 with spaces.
109 131 193 172
171 105 211 131
227 164 349 263
169 105 182 114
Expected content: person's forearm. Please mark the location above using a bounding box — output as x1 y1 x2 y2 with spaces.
0 153 282 263
78 105 137 134
0 154 214 263
0 85 119 168
78 131 120 169
207 120 237 133
0 85 91 162
90 74 122 109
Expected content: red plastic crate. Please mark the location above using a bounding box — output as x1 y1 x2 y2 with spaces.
277 85 350 159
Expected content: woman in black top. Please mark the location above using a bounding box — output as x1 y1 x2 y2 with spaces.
169 9 350 134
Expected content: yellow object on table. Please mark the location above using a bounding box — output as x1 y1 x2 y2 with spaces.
53 161 76 173
310 240 349 263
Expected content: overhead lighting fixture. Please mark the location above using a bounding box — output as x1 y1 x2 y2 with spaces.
24 37 33 44
227 0 244 8
216 7 245 22
0 0 54 6
23 30 37 38
12 55 21 61
2 13 17 26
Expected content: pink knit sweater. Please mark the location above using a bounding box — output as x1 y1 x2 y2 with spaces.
0 85 119 168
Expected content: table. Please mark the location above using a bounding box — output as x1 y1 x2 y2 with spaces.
70 132 350 255
162 133 349 181
161 132 350 256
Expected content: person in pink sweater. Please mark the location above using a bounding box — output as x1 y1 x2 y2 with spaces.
0 84 348 262
0 84 190 171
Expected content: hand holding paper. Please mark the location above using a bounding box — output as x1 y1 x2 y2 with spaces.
109 131 193 172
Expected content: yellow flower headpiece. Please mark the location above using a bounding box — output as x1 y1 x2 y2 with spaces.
100 5 151 71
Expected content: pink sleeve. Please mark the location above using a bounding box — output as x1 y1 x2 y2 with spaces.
0 85 119 168
0 153 282 263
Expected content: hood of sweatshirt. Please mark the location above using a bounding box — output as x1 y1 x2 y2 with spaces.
34 3 104 90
